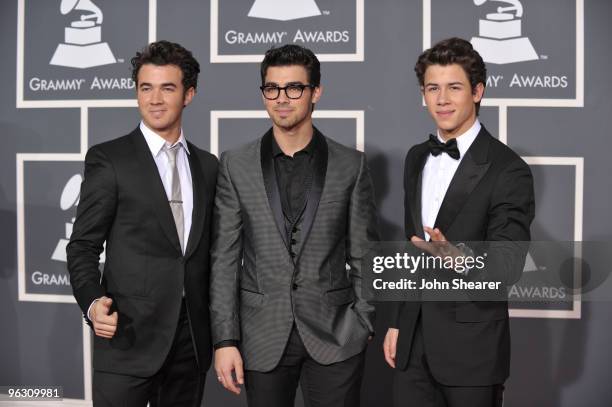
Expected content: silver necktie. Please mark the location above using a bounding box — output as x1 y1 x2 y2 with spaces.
164 143 184 252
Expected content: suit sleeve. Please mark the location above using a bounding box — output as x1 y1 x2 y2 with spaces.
481 157 535 286
346 152 379 334
66 146 116 323
209 152 243 345
487 158 535 242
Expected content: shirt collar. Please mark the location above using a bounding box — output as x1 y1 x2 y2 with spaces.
436 118 481 158
139 121 190 158
271 131 316 158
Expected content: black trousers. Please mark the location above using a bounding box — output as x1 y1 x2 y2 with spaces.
93 300 205 407
393 317 504 407
245 326 366 407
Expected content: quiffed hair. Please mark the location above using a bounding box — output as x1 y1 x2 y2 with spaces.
131 40 200 91
260 44 321 87
415 37 486 113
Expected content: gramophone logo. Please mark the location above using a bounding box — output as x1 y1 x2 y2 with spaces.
50 173 106 263
523 252 538 273
248 0 322 21
49 0 117 69
470 0 538 64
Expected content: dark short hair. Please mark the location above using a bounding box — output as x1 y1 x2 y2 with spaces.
415 37 486 113
131 40 200 91
260 44 321 87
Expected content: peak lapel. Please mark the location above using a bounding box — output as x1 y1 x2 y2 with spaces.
260 130 290 250
407 143 430 240
295 129 327 261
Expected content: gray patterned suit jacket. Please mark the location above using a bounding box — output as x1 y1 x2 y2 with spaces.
210 128 379 372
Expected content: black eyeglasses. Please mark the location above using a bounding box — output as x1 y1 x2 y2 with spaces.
260 84 316 100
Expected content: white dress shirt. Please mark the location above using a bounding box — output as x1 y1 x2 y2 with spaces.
140 121 193 253
421 119 481 241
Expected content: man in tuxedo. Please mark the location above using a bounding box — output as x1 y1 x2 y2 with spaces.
67 41 218 407
210 44 378 407
383 38 535 407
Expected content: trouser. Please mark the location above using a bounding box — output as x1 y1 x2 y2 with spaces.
245 326 366 407
393 317 503 407
93 299 205 407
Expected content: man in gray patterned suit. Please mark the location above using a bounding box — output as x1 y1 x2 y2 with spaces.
210 44 378 407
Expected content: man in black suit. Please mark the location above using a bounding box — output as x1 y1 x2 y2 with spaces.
210 44 378 407
67 41 218 407
383 38 535 407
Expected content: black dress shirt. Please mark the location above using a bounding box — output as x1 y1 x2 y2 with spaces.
272 134 316 226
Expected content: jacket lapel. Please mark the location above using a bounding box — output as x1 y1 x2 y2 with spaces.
260 130 290 250
433 127 492 233
408 143 430 240
184 145 209 259
131 128 182 254
295 128 327 260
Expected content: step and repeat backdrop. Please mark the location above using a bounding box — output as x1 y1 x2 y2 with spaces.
1 1 611 406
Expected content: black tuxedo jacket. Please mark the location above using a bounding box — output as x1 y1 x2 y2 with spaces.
389 126 535 386
67 128 218 377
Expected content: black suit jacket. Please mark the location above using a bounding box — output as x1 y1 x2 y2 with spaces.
389 126 535 386
67 127 218 377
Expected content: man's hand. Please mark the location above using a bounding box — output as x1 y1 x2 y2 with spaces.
90 296 118 339
383 328 399 368
215 346 244 395
411 227 462 262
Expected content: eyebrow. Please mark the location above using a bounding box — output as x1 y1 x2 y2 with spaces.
264 81 306 87
424 81 465 87
139 82 178 88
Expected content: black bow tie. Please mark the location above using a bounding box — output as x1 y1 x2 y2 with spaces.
428 134 460 159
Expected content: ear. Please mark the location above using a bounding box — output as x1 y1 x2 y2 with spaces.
183 86 196 107
311 84 323 104
472 82 485 104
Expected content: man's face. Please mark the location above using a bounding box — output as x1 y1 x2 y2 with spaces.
137 64 194 136
422 63 484 139
262 65 321 132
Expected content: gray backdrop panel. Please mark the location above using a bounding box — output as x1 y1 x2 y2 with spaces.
1 1 611 406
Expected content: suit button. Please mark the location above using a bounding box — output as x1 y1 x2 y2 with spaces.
178 257 184 264
292 283 298 290
290 252 296 258
292 227 298 233
291 239 297 245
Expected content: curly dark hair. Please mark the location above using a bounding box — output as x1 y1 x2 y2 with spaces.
415 37 486 113
260 44 321 87
131 40 200 91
